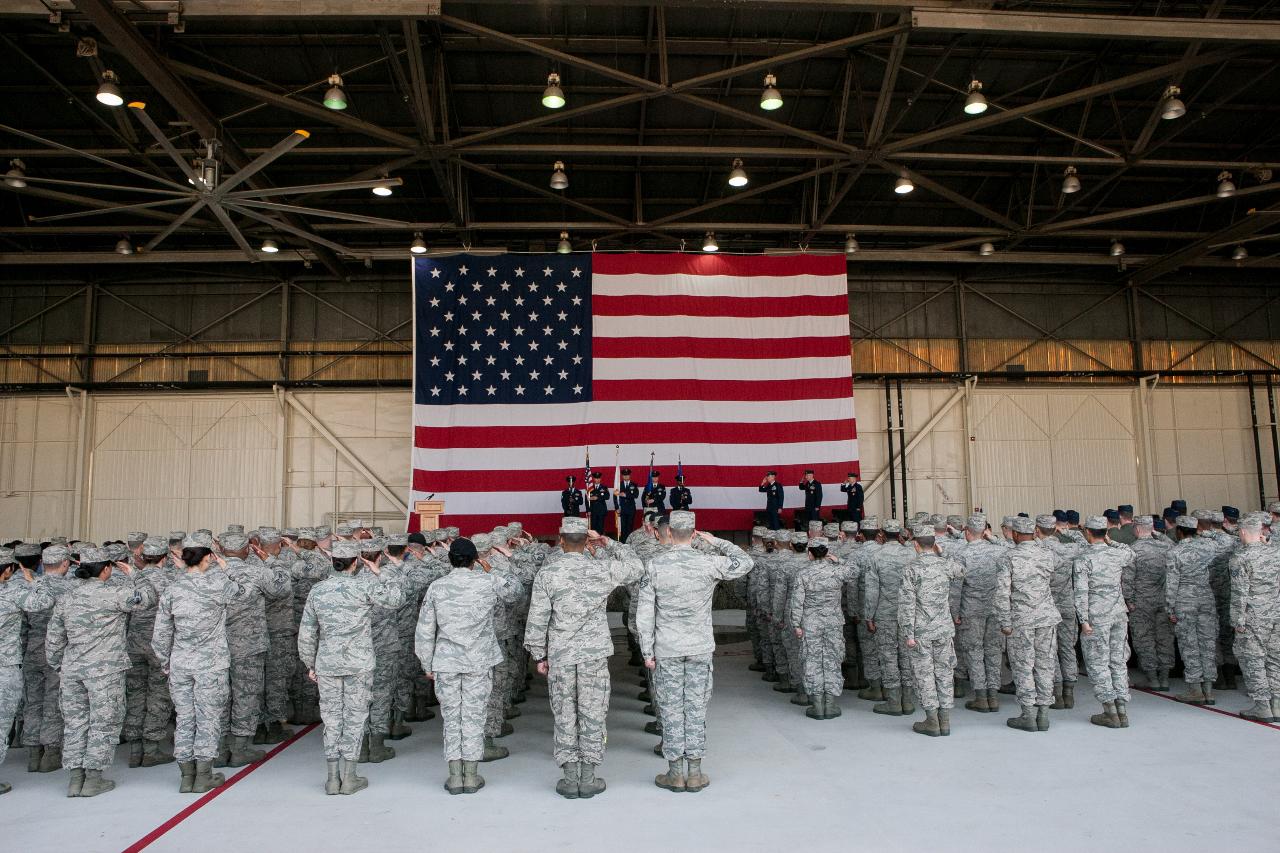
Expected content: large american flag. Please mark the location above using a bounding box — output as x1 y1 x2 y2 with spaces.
409 252 858 535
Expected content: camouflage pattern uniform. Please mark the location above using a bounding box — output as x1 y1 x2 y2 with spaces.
637 519 752 763
1073 537 1133 704
747 538 776 674
864 529 916 692
22 555 72 756
290 532 332 717
416 557 521 761
1228 530 1280 707
1040 533 1080 691
396 545 449 718
298 551 405 761
255 536 317 729
994 535 1061 708
899 543 962 711
956 524 1007 692
524 533 643 769
46 558 158 772
1166 527 1221 685
475 535 523 740
1124 529 1176 683
788 546 854 699
850 523 883 686
1 558 55 778
357 539 402 739
124 545 179 749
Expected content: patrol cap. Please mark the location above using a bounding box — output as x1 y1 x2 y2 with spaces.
449 538 478 562
911 524 934 539
1065 510 1080 524
218 532 248 551
1191 509 1212 521
1238 512 1266 532
1208 510 1224 524
751 526 767 537
259 530 281 545
297 527 317 541
348 519 365 529
508 521 524 533
1000 516 1015 528
669 510 696 530
763 530 777 541
445 526 460 538
1084 515 1109 531
331 541 359 559
860 516 880 530
182 531 213 549
0 548 14 566
471 533 493 552
14 542 40 558
50 536 68 545
42 544 69 564
808 520 823 532
823 523 840 537
560 517 588 535
1118 504 1134 515
1010 517 1036 535
775 530 791 543
105 543 129 562
196 529 213 537
1133 515 1156 527
81 546 110 564
281 528 299 539
168 530 186 543
840 521 858 533
881 519 902 534
1222 506 1240 521
335 523 354 537
408 532 427 546
807 536 829 549
1176 515 1198 530
359 537 385 553
966 514 987 531
1035 514 1057 530
141 537 168 557
387 533 408 547
371 527 384 536
127 531 147 545
315 525 332 538
946 515 964 529
929 514 947 528
1267 501 1280 514
1103 509 1120 522
225 524 245 535
792 536 808 548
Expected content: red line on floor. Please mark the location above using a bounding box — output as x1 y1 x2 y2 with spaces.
1134 687 1280 731
120 723 319 853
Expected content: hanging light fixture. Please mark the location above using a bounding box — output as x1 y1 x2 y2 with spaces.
409 232 427 254
702 231 719 252
557 231 571 254
114 237 134 255
845 233 859 255
372 174 393 196
1110 239 1125 257
1160 84 1186 120
550 161 568 190
260 238 280 254
4 159 26 188
1232 245 1248 261
979 242 995 257
894 176 914 194
1062 165 1081 194
323 74 348 110
728 158 749 188
96 70 124 107
1216 170 1236 198
760 73 783 111
963 80 988 115
542 73 565 109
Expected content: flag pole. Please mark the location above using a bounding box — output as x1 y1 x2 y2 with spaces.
613 444 621 539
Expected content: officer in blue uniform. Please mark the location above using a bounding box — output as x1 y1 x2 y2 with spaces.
839 472 864 523
758 470 784 531
614 468 640 540
799 469 823 525
643 471 667 512
560 475 584 516
669 475 693 511
587 470 610 534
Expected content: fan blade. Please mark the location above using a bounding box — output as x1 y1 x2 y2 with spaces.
28 197 192 223
0 122 188 191
233 198 411 228
126 102 204 187
227 177 403 200
215 129 310 196
226 203 354 256
209 202 260 261
12 175 188 197
143 200 208 252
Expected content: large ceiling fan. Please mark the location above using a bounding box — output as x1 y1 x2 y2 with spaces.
0 101 408 259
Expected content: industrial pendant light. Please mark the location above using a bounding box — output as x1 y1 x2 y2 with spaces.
979 242 995 257
894 176 914 194
96 70 124 107
542 73 565 109
1061 165 1081 194
323 74 348 110
372 174 393 196
1160 84 1186 120
557 231 571 254
4 159 26 188
728 158 749 188
760 74 783 111
550 161 568 190
1216 171 1236 198
1232 245 1248 261
261 239 280 253
702 231 719 252
845 234 859 255
1110 239 1125 257
115 237 134 255
963 80 988 115
410 232 427 254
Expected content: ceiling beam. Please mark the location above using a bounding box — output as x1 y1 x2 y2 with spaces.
911 8 1280 43
1128 201 1280 285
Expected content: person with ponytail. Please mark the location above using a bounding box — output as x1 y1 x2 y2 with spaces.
0 546 55 795
45 545 159 798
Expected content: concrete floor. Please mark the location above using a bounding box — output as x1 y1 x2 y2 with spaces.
2 635 1275 853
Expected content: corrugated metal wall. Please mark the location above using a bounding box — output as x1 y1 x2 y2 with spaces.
1 385 1277 540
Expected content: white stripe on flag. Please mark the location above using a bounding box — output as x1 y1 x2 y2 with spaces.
411 486 849 516
593 314 849 340
412 439 859 472
592 273 847 298
413 398 856 428
593 355 851 381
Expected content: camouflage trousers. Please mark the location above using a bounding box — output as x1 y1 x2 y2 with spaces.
655 655 714 761
1007 625 1057 707
785 630 805 688
20 660 47 747
368 640 401 734
801 626 846 698
908 635 957 711
1129 605 1176 673
484 638 517 737
756 612 775 670
958 615 1005 691
1080 620 1130 703
746 608 762 663
290 652 320 715
1233 619 1280 702
223 652 266 738
394 616 420 714
263 632 296 723
60 672 126 772
0 666 20 770
874 621 914 690
170 666 230 762
1173 605 1219 683
317 670 372 761
124 654 173 743
548 658 610 767
857 621 881 681
770 623 790 680
435 670 491 762
1054 607 1079 685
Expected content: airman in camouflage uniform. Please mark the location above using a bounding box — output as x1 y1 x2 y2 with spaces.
357 536 401 764
20 544 72 774
865 520 917 716
46 546 158 797
1074 517 1134 728
638 511 752 794
900 525 963 736
299 540 405 795
1036 516 1080 710
764 531 796 691
1228 513 1280 722
956 516 1006 713
851 518 884 701
774 534 810 704
416 537 521 795
122 537 179 769
393 533 446 730
995 517 1060 733
1166 515 1221 704
0 548 54 795
253 529 315 745
1123 516 1175 689
473 533 523 754
289 527 331 724
525 518 643 798
788 536 854 719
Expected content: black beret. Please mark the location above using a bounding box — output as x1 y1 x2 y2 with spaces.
449 538 477 561
1065 510 1080 523
1118 504 1134 514
1103 509 1120 521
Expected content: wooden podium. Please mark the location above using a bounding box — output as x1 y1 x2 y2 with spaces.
414 500 445 531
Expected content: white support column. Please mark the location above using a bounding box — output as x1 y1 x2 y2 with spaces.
66 386 91 539
1134 375 1160 512
962 376 979 513
280 388 408 515
863 382 968 501
273 385 288 527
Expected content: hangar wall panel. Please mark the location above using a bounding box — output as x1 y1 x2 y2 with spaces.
0 394 80 540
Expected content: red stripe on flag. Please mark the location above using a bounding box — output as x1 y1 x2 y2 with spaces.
592 336 851 359
592 294 847 318
592 252 846 277
592 376 850 401
414 418 856 449
413 462 861 493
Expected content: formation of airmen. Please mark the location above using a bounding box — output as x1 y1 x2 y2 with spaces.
2 488 1278 800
